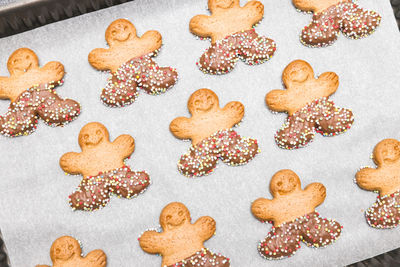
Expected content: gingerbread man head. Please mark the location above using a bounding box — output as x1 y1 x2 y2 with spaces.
36 236 107 267
170 88 244 145
266 59 339 116
139 202 217 266
252 169 326 226
1 48 65 102
89 19 162 73
60 122 135 178
356 139 400 197
190 0 264 43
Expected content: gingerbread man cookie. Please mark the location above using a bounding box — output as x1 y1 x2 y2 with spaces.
266 60 354 150
251 170 342 260
356 139 400 229
170 88 259 177
293 0 381 47
88 19 178 107
36 236 106 267
190 0 276 75
0 48 81 137
59 122 150 211
139 202 230 267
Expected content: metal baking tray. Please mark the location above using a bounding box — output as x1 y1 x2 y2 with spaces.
0 0 398 266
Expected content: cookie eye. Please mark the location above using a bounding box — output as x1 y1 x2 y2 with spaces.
84 134 89 140
112 30 117 36
68 244 73 250
178 211 183 216
289 177 293 183
124 26 127 31
194 100 200 106
166 215 172 220
56 248 60 254
25 55 29 60
96 130 101 135
277 181 282 187
13 59 19 64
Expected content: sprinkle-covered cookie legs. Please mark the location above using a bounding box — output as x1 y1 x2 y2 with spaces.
198 29 276 75
0 82 80 137
101 53 178 107
69 166 150 211
178 129 259 177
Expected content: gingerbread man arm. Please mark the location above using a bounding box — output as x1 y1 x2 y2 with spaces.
88 48 116 71
84 249 107 266
59 152 83 175
0 76 10 99
40 61 65 83
356 167 382 192
304 182 326 208
193 216 216 242
139 231 166 254
243 0 264 24
139 30 162 53
251 198 276 221
189 14 213 38
317 71 339 97
222 101 244 125
170 117 194 140
112 134 135 159
265 89 290 113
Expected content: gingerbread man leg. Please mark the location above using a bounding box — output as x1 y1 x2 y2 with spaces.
107 166 150 198
339 3 381 39
177 141 220 177
365 192 400 229
314 98 354 136
134 56 178 95
300 12 341 47
69 177 112 211
297 212 342 248
197 41 238 75
275 112 316 150
0 99 37 137
218 129 259 166
258 223 301 260
34 89 81 126
236 30 276 65
101 73 139 107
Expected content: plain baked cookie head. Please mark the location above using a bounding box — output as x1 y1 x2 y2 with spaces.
270 169 301 196
105 18 137 47
7 48 39 75
188 88 219 115
160 202 191 230
282 60 314 87
78 122 109 149
373 139 400 166
50 236 81 262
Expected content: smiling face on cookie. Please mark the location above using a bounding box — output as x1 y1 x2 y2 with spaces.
208 0 237 12
105 19 137 46
270 169 301 196
7 48 39 76
374 139 400 166
188 89 219 115
282 60 314 87
78 122 109 149
50 236 81 262
160 202 191 230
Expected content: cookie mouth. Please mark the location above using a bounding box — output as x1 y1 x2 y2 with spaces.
115 32 131 42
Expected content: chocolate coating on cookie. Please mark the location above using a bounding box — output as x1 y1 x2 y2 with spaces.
266 60 353 149
139 202 230 267
0 48 80 137
293 0 381 47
